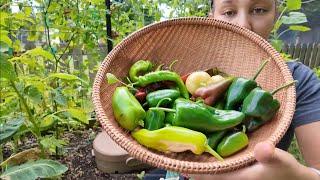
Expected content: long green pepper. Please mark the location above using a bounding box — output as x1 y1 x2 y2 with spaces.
132 126 223 161
135 70 189 99
150 98 245 133
112 87 146 131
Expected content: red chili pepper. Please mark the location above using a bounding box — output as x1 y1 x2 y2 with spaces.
135 88 147 102
181 73 190 83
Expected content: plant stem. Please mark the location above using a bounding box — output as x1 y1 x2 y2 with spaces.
252 58 270 81
9 80 37 130
149 107 176 113
0 145 3 164
271 80 297 95
9 80 44 155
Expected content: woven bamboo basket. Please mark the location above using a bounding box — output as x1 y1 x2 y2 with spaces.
92 17 296 174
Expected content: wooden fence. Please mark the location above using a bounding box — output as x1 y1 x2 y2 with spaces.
282 43 320 68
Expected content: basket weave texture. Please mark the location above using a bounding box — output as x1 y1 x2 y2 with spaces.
92 17 296 174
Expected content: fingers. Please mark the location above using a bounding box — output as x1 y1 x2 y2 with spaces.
254 141 275 164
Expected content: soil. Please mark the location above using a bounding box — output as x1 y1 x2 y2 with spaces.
2 126 141 180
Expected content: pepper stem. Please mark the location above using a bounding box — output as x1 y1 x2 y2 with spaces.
205 144 224 161
155 63 164 71
156 98 172 107
252 58 270 81
271 80 297 95
169 60 178 71
149 107 176 113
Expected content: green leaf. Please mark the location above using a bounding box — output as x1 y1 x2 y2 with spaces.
271 39 284 52
0 148 41 167
0 53 17 80
289 25 311 32
0 117 24 144
287 0 301 11
49 73 79 81
27 47 54 60
66 108 89 124
52 88 67 106
281 12 307 25
40 115 57 131
25 85 43 105
0 159 68 180
106 73 119 84
40 136 68 154
0 34 12 47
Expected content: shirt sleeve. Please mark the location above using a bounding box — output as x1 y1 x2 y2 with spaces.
288 61 320 128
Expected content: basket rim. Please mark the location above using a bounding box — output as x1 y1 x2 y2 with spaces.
92 17 296 174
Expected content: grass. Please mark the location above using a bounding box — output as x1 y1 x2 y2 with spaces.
288 136 305 165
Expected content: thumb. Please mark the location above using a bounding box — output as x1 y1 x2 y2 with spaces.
254 141 280 164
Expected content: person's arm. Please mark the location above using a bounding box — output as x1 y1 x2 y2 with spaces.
295 121 320 169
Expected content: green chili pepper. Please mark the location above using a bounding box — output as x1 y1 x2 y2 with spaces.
165 112 176 124
244 118 264 132
150 98 245 133
132 126 223 161
146 89 180 107
129 60 153 82
242 81 296 124
112 87 146 131
225 60 269 110
213 98 225 110
207 130 227 150
145 109 165 131
216 131 249 157
136 70 189 99
144 98 169 131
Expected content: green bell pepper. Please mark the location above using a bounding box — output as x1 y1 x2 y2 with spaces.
112 86 146 131
225 60 269 110
241 81 296 129
132 126 223 161
216 131 249 157
207 130 227 150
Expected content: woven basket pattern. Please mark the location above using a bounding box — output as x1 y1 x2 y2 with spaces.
92 17 296 174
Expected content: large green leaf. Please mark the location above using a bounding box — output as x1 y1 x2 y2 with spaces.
66 108 89 124
289 25 311 32
0 159 68 180
52 88 67 106
26 47 54 60
40 136 68 154
25 85 43 105
287 0 301 11
40 115 57 131
49 73 79 81
0 34 12 47
281 12 307 25
0 117 24 144
0 148 41 167
0 53 17 80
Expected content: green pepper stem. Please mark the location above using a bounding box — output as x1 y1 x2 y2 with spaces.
252 58 270 81
156 98 172 107
155 63 164 71
205 144 224 161
271 80 297 95
149 107 176 113
169 60 178 71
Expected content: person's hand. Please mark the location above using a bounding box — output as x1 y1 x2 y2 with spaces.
190 141 319 180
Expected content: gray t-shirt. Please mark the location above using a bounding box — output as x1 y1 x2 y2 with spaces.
277 61 320 150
